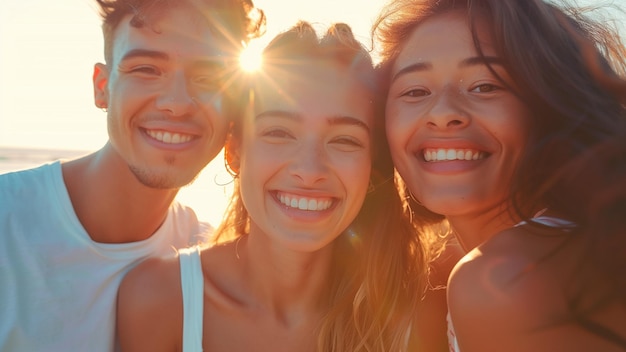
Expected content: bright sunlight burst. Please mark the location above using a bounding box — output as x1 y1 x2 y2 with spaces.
239 44 263 72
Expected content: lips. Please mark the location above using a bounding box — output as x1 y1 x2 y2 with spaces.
276 191 334 211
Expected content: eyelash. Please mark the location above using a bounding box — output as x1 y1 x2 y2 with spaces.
129 66 160 75
332 136 363 147
400 88 429 98
262 129 293 139
398 82 503 99
469 83 501 93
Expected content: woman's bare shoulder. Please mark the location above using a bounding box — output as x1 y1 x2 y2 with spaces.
120 253 183 303
117 253 185 351
447 227 625 351
449 227 570 312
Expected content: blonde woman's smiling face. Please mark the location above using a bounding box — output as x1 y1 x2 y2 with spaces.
238 62 375 252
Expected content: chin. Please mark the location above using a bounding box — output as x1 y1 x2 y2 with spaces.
131 167 189 189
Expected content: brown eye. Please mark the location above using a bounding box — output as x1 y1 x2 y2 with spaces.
470 84 500 93
401 88 429 98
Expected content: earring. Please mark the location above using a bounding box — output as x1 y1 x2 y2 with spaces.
224 158 239 178
407 189 424 206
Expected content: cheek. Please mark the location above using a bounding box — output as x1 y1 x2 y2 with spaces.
108 80 153 112
238 155 269 211
494 112 531 161
385 102 417 142
239 141 283 183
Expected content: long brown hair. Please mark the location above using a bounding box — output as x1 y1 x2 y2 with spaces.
374 0 626 346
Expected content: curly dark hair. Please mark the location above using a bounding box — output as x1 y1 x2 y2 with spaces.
96 0 265 64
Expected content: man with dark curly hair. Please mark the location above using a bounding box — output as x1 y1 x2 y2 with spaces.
0 0 264 350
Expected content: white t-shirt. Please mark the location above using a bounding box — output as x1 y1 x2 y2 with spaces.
0 162 211 352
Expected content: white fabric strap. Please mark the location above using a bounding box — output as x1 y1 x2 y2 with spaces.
179 246 204 352
447 312 460 352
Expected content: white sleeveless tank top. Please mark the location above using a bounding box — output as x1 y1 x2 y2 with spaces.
179 246 204 352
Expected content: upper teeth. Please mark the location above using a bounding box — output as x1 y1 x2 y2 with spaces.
146 130 193 144
423 148 485 161
278 192 333 211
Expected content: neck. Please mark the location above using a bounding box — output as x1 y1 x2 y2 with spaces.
236 229 332 327
62 145 178 243
447 203 519 252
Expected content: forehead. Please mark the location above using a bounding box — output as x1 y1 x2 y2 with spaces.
110 6 236 65
255 62 376 120
393 11 496 72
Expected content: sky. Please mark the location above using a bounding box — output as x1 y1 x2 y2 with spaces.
0 0 623 224
1 0 623 150
0 0 385 151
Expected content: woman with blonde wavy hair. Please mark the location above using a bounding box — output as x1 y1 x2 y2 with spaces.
117 21 443 351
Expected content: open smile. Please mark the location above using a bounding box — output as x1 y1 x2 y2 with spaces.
423 148 488 162
275 191 335 211
144 129 196 144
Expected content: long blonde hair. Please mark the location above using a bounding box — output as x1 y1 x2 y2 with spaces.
213 21 432 351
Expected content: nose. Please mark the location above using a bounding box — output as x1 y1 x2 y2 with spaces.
425 86 469 129
289 140 328 186
156 71 195 117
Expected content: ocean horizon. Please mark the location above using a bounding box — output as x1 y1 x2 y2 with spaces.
0 145 231 226
0 146 91 174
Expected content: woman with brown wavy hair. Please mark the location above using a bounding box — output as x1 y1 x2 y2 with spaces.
374 0 626 350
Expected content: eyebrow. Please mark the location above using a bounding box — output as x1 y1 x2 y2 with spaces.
192 60 227 71
120 49 170 62
119 50 227 68
256 110 371 133
391 56 503 83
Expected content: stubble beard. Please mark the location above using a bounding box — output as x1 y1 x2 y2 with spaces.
128 155 195 189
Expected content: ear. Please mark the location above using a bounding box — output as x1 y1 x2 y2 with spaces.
93 63 109 110
224 129 241 175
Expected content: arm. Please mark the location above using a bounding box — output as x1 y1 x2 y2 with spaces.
117 257 183 352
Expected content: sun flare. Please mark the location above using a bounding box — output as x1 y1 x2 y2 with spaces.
239 44 263 72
